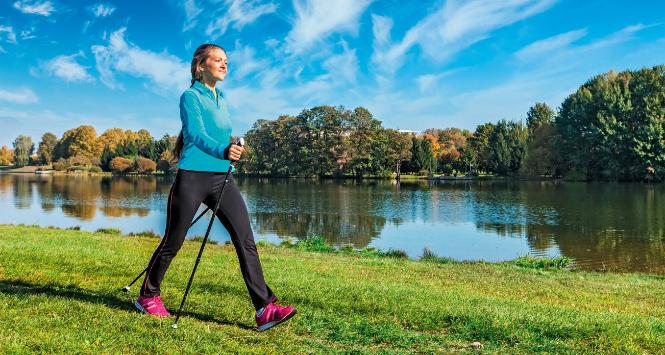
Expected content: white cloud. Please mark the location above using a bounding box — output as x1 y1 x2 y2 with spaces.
91 28 190 92
205 0 277 39
13 1 55 16
90 3 116 17
372 0 556 75
181 0 202 31
0 87 39 104
228 42 270 80
20 27 36 40
286 0 373 54
416 69 459 93
0 26 17 44
321 40 359 84
43 52 94 82
516 28 587 60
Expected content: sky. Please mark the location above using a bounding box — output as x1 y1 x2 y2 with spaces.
0 0 664 146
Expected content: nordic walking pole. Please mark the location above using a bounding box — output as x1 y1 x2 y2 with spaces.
172 137 244 329
121 205 213 292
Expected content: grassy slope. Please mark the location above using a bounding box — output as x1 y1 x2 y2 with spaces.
1 224 664 353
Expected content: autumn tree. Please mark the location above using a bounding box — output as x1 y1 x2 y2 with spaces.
36 132 58 165
54 125 101 160
0 146 14 165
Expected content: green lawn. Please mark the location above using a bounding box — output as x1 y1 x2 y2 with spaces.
1 224 664 353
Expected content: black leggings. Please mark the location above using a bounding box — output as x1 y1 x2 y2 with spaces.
140 169 275 310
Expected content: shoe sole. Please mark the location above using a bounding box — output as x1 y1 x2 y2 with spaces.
255 309 297 332
134 301 170 318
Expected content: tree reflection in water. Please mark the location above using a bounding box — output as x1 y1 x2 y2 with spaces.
2 173 664 272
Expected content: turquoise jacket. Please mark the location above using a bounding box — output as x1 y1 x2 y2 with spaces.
178 81 232 173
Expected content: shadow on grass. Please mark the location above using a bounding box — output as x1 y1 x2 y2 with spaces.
0 279 254 330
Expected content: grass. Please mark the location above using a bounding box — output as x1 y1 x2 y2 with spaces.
1 224 665 353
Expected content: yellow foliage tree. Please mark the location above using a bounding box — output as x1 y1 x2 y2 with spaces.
98 128 126 152
0 145 14 165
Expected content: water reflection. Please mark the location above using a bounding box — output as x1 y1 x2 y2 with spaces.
1 173 664 272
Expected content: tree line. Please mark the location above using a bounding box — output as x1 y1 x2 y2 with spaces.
2 127 177 174
237 65 664 182
1 65 663 181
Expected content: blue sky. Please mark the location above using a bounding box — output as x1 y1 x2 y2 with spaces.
0 0 664 146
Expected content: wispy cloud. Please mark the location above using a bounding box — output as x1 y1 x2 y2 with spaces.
0 87 39 104
227 42 270 80
181 0 203 31
286 0 373 54
91 28 189 92
372 0 557 75
321 40 359 85
20 27 37 40
205 0 277 39
13 1 55 16
515 28 587 60
90 3 116 18
41 52 94 82
416 69 460 93
515 24 650 65
0 26 17 44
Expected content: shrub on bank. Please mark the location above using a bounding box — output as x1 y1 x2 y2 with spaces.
109 157 133 173
135 157 156 173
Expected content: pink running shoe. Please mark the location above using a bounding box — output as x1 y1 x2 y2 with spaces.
255 303 297 332
135 295 171 318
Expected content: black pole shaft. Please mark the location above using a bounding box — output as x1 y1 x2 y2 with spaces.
172 164 233 327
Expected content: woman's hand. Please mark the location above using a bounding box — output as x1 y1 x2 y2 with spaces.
227 144 244 161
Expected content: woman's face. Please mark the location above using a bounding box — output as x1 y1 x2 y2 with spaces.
200 47 227 82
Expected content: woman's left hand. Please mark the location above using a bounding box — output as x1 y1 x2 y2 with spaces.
228 144 244 161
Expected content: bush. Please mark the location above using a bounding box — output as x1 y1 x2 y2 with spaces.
69 155 92 167
127 230 160 238
67 166 85 172
135 157 156 174
96 228 121 235
109 157 133 173
156 159 171 174
89 166 103 173
53 158 68 171
292 236 335 253
514 256 573 270
189 235 218 245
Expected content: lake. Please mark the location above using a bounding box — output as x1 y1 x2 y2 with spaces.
1 173 663 273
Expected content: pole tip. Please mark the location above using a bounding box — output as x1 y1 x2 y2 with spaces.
122 286 130 293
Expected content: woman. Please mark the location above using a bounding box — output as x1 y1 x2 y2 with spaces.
135 43 296 332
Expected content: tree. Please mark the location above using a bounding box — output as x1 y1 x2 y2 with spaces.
526 102 555 133
437 128 470 174
36 132 58 165
347 107 385 177
384 129 412 179
521 103 559 177
12 135 34 167
0 146 14 165
488 121 511 175
98 128 126 153
54 125 101 160
556 66 665 181
468 123 495 174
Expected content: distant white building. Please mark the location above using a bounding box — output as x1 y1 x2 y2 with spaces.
397 129 420 136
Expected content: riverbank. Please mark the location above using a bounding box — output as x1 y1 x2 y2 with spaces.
1 224 664 353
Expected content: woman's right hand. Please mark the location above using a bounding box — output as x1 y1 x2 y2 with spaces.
227 144 244 161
